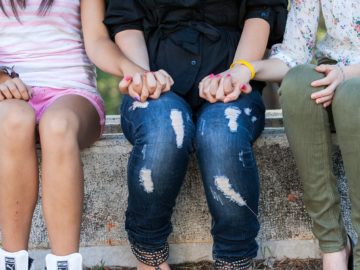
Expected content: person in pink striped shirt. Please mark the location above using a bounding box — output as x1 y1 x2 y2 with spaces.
0 1 105 269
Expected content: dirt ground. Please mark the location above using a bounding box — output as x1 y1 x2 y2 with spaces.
91 259 322 270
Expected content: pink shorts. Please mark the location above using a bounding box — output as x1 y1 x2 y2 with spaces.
29 87 106 135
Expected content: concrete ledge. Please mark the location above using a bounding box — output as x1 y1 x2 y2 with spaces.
29 240 321 269
1 111 353 268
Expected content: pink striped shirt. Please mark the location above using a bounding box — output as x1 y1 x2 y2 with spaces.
0 0 97 93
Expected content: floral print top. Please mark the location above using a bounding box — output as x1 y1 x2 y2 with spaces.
270 0 360 67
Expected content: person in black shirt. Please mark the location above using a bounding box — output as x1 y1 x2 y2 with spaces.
99 1 287 269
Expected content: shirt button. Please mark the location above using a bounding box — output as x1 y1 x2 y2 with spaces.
191 60 197 66
261 11 269 18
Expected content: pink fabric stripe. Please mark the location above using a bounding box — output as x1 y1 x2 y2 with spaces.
0 19 80 29
1 1 78 9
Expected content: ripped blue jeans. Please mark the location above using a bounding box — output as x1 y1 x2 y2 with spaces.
121 91 265 267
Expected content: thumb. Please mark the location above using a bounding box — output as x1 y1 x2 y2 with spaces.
119 76 132 94
241 83 252 94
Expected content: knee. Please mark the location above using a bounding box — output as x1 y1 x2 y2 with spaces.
280 64 326 117
0 103 35 141
280 64 323 103
196 108 252 147
39 110 80 147
134 109 194 151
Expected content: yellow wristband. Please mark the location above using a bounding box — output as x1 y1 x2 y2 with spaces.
230 59 256 80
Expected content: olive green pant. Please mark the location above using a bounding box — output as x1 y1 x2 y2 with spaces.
280 64 360 268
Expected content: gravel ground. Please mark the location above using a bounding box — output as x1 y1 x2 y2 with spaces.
89 259 322 270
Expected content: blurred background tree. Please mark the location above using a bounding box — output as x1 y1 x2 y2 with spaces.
97 70 121 115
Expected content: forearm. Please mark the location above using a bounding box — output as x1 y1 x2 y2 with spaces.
252 58 290 82
115 30 150 71
343 64 360 81
86 37 137 77
233 18 270 62
81 0 144 77
231 18 289 82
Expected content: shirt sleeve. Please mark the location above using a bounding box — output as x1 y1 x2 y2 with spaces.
270 0 320 67
104 0 145 39
241 0 289 46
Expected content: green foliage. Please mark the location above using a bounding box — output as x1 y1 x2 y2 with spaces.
91 259 106 270
96 69 122 115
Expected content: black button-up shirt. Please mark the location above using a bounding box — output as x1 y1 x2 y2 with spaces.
105 0 288 108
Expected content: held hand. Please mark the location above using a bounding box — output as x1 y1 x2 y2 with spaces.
199 65 252 103
119 69 174 102
311 64 345 108
0 77 32 101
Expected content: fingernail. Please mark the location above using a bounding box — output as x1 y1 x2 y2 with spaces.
124 76 132 82
241 84 247 90
210 74 215 79
226 74 231 77
216 74 221 78
134 96 140 101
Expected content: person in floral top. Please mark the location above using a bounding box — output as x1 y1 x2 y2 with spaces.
199 0 360 269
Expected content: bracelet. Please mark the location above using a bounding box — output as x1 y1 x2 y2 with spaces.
0 66 19 78
230 59 256 80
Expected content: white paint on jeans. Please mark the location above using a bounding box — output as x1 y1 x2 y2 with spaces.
139 168 154 193
251 116 257 123
170 109 184 148
215 176 246 207
244 108 252 116
225 107 241 132
130 101 149 111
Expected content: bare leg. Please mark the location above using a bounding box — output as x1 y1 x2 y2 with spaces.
323 238 352 270
0 100 38 252
39 95 100 256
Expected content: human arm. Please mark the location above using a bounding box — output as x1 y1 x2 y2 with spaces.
342 65 360 79
199 0 288 103
250 0 320 83
114 30 173 102
199 18 270 103
202 0 321 103
103 0 173 102
251 58 290 82
81 0 145 77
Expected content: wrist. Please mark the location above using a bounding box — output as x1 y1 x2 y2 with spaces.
338 66 346 82
231 65 252 80
341 66 360 81
121 60 148 77
0 72 11 83
230 59 256 79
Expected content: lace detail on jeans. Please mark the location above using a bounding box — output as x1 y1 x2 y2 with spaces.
131 243 169 267
215 258 253 270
